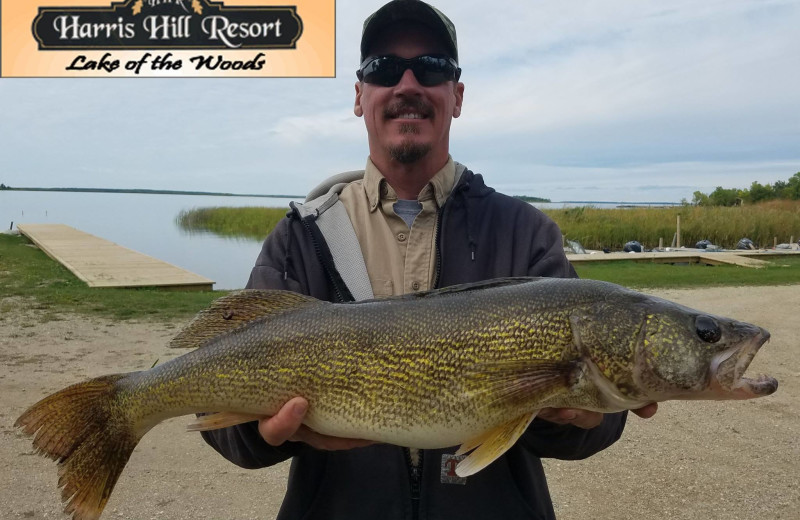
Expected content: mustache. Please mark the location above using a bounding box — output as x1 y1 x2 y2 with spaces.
384 98 433 119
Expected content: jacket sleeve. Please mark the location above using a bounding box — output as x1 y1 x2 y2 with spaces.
520 208 629 460
524 206 578 279
200 217 312 468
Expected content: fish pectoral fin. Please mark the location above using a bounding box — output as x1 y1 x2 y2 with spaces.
170 290 323 350
469 359 582 405
455 412 538 477
186 412 265 432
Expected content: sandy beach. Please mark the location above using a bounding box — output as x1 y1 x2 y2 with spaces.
2 286 798 519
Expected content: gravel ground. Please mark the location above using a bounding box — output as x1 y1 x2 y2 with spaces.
2 286 797 519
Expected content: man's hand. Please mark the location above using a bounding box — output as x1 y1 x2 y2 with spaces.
538 403 658 429
258 397 375 450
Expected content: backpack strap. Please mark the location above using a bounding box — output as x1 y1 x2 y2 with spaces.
315 196 374 301
294 162 468 301
293 171 375 301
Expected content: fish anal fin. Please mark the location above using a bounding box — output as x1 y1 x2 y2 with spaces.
170 290 323 350
187 412 265 432
455 412 538 477
455 428 493 456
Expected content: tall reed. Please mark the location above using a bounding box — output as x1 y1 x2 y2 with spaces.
176 207 287 241
545 200 800 250
177 201 800 250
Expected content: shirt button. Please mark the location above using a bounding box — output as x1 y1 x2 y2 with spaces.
411 281 421 291
397 232 407 242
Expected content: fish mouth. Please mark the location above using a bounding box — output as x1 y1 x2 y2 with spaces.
710 328 778 399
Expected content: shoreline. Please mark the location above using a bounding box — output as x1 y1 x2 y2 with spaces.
1 187 303 199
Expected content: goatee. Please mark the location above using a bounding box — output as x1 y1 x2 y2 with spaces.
388 124 431 164
389 142 432 164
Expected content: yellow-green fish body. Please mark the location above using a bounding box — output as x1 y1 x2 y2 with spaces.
16 277 778 520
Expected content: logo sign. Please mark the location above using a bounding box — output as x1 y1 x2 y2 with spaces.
1 0 334 77
33 0 302 50
440 454 467 485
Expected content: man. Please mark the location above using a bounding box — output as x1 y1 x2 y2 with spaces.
202 1 656 518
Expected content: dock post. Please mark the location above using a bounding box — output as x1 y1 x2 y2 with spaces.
676 215 681 248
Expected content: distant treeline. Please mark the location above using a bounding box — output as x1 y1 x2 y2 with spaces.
692 172 800 207
513 195 551 203
0 184 302 199
2 183 550 203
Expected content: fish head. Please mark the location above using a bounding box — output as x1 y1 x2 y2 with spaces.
570 288 778 405
634 299 777 401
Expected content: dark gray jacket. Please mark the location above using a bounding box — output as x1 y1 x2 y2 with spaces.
201 169 627 519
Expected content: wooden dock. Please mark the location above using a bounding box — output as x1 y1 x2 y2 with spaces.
18 223 214 290
565 250 796 268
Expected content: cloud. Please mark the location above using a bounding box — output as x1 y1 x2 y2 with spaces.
1 0 798 201
481 159 800 202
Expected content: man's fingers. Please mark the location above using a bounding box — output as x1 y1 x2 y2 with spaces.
291 427 375 451
632 402 658 419
258 397 308 446
539 402 658 429
258 397 375 450
539 408 603 429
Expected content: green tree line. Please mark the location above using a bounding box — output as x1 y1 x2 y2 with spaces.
693 172 800 206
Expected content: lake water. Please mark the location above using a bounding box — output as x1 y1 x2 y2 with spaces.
1 191 301 290
1 191 676 289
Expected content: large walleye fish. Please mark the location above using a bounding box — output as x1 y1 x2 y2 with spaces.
16 277 778 520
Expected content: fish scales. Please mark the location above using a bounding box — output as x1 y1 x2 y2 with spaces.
15 277 778 520
120 281 580 441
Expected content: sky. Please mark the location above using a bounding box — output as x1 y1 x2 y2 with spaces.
1 0 799 203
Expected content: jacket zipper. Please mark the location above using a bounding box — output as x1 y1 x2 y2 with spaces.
432 202 446 289
406 448 423 520
298 214 349 303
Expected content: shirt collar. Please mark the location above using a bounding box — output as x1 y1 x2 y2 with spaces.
363 157 456 212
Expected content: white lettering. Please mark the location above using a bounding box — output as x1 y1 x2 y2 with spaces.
201 16 282 49
53 15 135 40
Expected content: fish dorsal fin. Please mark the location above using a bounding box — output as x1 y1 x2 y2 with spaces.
455 412 538 477
355 277 540 305
169 290 322 349
414 277 537 298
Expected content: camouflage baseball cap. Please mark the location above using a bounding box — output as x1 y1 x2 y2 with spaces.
360 0 458 64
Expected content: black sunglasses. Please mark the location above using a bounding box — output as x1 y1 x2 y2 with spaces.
357 55 461 87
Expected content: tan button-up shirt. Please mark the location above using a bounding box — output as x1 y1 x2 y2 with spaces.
338 157 456 298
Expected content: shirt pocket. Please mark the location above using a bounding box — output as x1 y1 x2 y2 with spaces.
372 279 394 298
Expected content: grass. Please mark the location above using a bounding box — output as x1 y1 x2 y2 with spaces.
176 206 287 241
574 255 800 288
546 200 800 250
2 228 799 322
176 201 800 252
0 234 224 321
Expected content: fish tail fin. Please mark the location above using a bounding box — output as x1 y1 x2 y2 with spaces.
15 373 140 520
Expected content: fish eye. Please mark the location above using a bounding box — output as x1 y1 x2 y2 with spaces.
695 315 721 343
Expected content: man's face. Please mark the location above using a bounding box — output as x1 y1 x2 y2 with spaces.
354 25 464 166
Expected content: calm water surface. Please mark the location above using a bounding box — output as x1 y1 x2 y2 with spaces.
1 191 299 290
1 191 672 289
